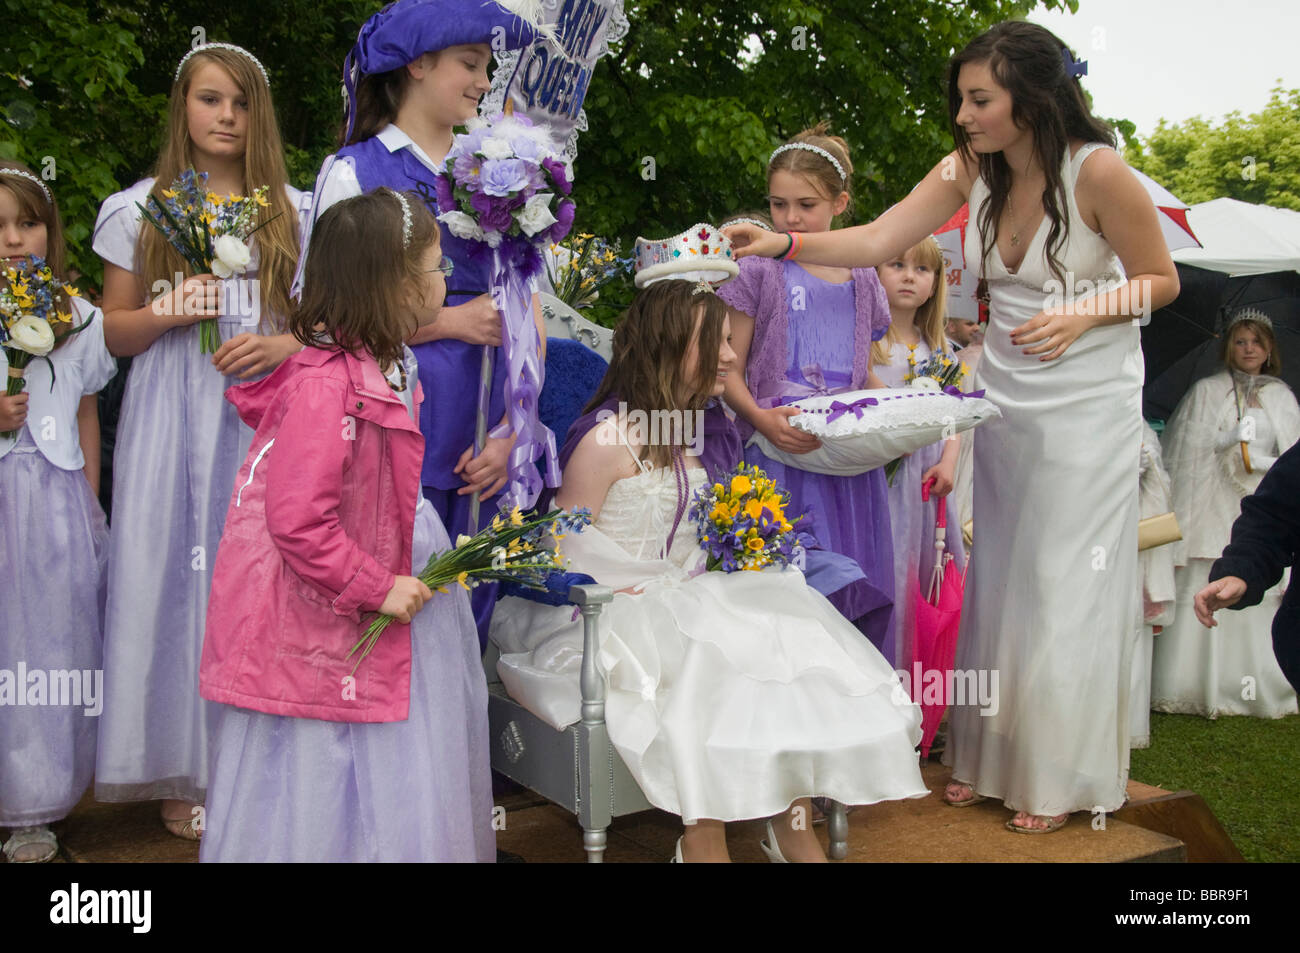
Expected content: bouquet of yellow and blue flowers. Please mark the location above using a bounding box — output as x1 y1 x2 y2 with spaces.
348 506 592 672
1 255 90 439
689 463 811 572
886 347 971 484
136 168 277 354
546 233 633 310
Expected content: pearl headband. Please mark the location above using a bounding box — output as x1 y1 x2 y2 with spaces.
175 43 270 86
720 217 772 232
392 190 413 248
769 142 847 184
0 168 52 205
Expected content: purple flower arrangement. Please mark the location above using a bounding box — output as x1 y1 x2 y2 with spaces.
433 113 576 279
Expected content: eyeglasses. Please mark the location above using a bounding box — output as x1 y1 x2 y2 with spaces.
426 257 454 277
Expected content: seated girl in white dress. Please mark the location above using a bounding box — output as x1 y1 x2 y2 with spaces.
490 280 927 862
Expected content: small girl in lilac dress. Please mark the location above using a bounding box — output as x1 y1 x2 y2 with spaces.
0 165 118 862
873 237 967 669
717 124 897 656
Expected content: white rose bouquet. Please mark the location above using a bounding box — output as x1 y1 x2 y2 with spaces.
0 256 91 438
136 168 279 354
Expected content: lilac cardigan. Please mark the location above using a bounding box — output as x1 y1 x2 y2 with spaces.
716 257 892 438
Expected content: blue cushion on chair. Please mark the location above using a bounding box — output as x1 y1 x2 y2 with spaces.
499 571 598 606
540 337 609 451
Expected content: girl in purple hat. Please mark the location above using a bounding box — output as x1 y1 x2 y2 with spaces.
296 0 546 644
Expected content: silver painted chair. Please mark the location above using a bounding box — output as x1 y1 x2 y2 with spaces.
484 294 851 862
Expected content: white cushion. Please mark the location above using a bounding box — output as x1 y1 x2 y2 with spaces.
749 386 1001 476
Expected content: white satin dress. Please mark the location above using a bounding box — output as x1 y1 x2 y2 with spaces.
943 143 1142 817
491 451 929 824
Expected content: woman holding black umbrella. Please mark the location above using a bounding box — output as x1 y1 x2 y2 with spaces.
1154 310 1300 718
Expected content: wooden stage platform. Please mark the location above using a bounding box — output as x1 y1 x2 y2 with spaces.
23 762 1242 863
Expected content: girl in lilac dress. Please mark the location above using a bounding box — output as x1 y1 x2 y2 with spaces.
93 44 307 838
873 237 968 670
0 165 117 863
718 125 896 656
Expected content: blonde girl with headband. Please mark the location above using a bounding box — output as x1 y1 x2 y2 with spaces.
197 190 493 862
92 42 308 839
717 123 900 658
872 237 967 670
0 164 118 863
299 0 546 646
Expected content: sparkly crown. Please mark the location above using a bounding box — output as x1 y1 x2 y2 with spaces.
633 223 739 289
1227 307 1273 331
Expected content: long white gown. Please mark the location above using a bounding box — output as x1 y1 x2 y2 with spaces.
943 143 1142 817
490 455 929 825
1152 371 1299 718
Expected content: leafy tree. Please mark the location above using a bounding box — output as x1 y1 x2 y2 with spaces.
0 0 163 282
3 0 1081 298
1126 85 1300 211
574 0 1074 322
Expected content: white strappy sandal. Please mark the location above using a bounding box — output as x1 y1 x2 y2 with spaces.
2 826 58 863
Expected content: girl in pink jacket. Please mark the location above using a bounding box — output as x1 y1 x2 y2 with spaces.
198 189 494 861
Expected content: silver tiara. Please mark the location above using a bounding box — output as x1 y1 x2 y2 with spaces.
175 43 270 86
769 142 847 184
393 191 413 248
1229 307 1273 331
720 217 772 232
0 168 52 205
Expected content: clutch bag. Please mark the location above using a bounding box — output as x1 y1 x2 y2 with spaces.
1138 512 1182 551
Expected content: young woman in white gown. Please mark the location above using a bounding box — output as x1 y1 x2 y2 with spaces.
724 20 1180 833
492 280 928 862
1153 313 1300 718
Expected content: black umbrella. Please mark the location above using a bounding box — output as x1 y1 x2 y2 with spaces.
1142 263 1300 421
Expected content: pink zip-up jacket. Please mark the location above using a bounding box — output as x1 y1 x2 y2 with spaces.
199 343 426 723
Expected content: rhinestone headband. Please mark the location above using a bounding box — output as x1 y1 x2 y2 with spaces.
393 190 413 248
720 217 772 232
769 142 847 184
1229 307 1273 331
0 168 52 205
175 43 270 86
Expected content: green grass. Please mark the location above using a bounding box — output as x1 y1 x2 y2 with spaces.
1131 711 1300 862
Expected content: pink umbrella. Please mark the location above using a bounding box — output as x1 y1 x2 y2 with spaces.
913 478 965 758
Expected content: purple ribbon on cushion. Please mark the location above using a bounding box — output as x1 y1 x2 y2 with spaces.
826 396 879 423
942 385 986 400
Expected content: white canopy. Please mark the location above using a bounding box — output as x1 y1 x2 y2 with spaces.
1170 197 1300 277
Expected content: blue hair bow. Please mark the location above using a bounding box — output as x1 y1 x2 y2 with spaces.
1061 47 1088 80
